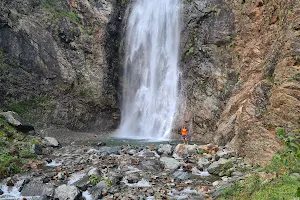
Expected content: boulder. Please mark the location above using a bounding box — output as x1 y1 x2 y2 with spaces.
0 111 21 126
96 146 121 156
88 181 107 199
44 137 59 147
199 144 219 154
157 144 172 155
173 170 191 180
72 175 90 191
198 157 210 169
31 143 43 155
207 158 233 175
88 167 100 176
173 144 198 159
21 181 54 197
160 157 181 170
54 184 81 200
215 150 235 160
140 159 163 171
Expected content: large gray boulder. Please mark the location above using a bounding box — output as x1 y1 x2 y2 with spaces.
173 144 198 159
215 149 235 160
0 111 21 126
157 144 173 155
21 181 54 197
207 158 233 175
96 146 121 156
88 181 107 199
160 157 181 170
198 157 210 169
44 137 59 147
54 184 81 200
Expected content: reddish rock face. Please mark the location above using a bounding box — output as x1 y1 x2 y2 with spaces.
181 0 299 165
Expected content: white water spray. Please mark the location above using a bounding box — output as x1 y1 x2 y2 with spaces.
118 0 181 140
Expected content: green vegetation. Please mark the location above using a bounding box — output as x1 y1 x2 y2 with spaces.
5 97 49 116
217 128 300 200
41 0 79 23
89 174 112 187
0 116 41 179
89 174 101 185
185 47 195 57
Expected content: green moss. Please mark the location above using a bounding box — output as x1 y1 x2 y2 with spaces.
53 11 80 23
185 47 195 57
5 97 49 116
19 149 37 159
0 117 42 179
0 153 23 179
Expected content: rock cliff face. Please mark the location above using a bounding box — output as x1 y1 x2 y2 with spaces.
0 0 125 131
181 0 300 164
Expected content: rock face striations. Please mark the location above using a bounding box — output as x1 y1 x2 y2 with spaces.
0 0 125 131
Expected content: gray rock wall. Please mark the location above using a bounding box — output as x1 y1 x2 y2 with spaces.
0 0 126 131
179 0 237 142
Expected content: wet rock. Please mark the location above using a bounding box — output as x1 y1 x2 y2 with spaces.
207 158 233 175
31 143 43 155
54 184 81 200
140 159 162 171
6 179 14 187
72 175 90 191
215 150 235 160
88 168 100 176
198 157 210 169
96 146 121 156
0 189 3 195
157 144 172 155
160 157 181 170
44 137 59 147
173 170 191 180
21 181 54 197
88 181 107 199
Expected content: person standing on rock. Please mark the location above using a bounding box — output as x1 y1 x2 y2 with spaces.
181 126 188 145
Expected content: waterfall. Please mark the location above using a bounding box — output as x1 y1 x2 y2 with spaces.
117 0 181 140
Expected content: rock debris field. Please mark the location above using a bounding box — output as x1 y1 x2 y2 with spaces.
0 138 257 200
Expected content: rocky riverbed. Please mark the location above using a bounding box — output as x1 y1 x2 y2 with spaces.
0 136 258 200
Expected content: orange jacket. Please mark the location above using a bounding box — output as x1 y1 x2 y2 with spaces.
181 128 187 136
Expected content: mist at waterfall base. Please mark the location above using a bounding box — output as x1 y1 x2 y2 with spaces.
116 0 181 140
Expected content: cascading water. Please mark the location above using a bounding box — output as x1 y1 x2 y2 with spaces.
117 0 181 140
